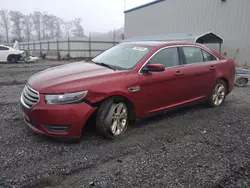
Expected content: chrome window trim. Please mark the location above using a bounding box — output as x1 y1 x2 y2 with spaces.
138 44 219 74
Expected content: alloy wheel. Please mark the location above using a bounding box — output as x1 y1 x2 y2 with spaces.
111 103 128 136
212 84 226 106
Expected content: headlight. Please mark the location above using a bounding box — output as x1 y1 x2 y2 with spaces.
45 90 88 104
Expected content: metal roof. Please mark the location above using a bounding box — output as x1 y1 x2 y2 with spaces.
124 0 164 13
121 32 223 44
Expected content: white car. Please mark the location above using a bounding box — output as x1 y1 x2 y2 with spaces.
0 41 24 63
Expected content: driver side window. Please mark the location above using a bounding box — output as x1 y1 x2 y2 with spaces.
149 47 180 68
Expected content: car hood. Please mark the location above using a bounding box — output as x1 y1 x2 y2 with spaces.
17 50 24 54
8 47 24 54
28 62 118 93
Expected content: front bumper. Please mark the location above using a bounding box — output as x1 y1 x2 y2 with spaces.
21 94 97 138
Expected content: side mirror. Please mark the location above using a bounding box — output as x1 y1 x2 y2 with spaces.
142 63 165 73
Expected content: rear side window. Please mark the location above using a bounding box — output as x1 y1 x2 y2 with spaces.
202 50 217 61
182 47 203 64
149 47 180 68
0 46 9 51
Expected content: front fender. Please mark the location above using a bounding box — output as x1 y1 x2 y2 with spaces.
86 89 142 118
11 50 24 55
87 90 135 104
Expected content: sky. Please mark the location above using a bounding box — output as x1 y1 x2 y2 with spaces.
1 0 152 33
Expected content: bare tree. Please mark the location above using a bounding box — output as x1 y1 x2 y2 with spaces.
0 32 3 43
41 15 62 39
55 17 63 39
41 13 62 39
0 9 10 43
47 15 57 39
22 14 33 42
10 11 23 41
63 21 73 37
32 11 42 40
41 12 50 40
1 9 122 43
72 18 84 37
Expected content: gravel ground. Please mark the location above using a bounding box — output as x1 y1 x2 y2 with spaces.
0 60 250 188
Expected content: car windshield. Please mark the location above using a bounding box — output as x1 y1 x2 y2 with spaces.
91 44 153 70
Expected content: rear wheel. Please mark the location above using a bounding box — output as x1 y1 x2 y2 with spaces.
96 98 129 139
206 79 227 107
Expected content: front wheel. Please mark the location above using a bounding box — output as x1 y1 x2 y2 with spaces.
206 80 227 107
8 55 19 63
96 99 129 139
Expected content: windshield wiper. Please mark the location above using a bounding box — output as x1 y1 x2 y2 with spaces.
89 60 116 71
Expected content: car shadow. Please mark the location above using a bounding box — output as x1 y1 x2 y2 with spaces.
81 101 206 140
134 103 204 128
27 132 80 144
28 101 207 144
0 62 25 64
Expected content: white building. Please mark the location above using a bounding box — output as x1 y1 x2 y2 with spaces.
124 0 250 66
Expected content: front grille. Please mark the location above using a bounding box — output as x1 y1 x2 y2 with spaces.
21 85 39 108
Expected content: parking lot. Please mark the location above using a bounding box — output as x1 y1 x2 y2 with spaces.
0 60 250 188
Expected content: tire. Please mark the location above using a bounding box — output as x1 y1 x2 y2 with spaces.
96 98 129 139
8 55 18 63
206 79 227 108
235 77 247 87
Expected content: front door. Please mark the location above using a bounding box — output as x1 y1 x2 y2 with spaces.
139 47 186 114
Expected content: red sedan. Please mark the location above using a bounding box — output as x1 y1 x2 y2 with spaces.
20 41 235 139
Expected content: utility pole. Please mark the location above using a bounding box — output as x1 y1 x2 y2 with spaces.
124 0 126 11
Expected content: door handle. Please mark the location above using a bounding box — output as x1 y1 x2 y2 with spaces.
174 71 184 76
210 65 216 70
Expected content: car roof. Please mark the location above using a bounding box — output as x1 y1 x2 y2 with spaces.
122 41 203 47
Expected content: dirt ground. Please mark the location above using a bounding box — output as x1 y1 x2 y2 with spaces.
0 60 250 188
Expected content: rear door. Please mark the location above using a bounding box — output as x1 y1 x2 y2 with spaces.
179 46 217 101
